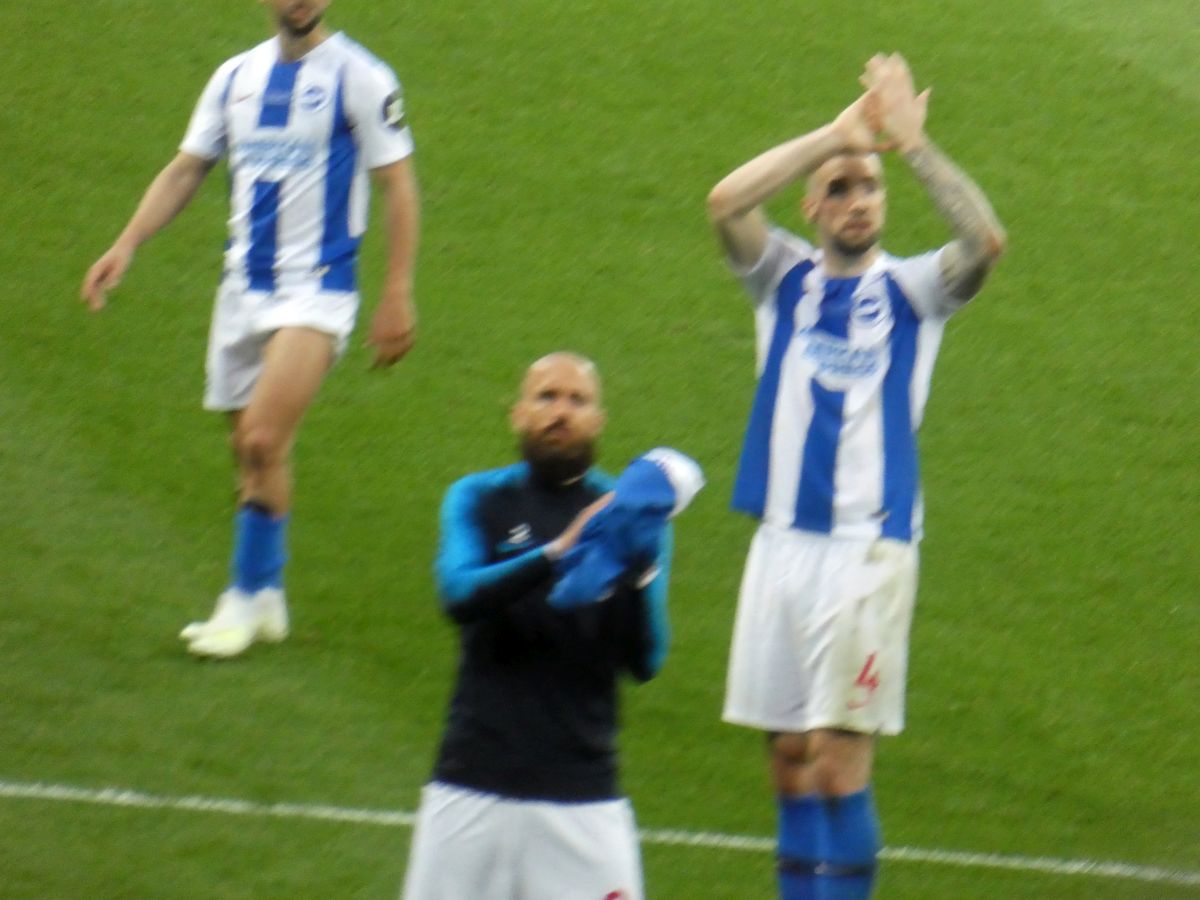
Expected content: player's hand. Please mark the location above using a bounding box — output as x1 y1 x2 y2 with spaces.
831 92 899 155
366 292 416 368
860 53 930 153
546 492 614 559
81 244 134 311
831 93 882 153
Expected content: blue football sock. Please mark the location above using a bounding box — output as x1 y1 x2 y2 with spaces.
777 794 823 900
230 502 288 593
817 788 880 900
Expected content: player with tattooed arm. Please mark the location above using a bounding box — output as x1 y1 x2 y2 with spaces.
706 53 1005 898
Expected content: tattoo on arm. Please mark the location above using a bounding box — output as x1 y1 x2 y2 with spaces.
903 141 1006 300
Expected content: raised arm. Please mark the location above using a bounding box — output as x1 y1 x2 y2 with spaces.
863 53 1007 301
365 157 421 368
80 151 216 310
706 94 881 268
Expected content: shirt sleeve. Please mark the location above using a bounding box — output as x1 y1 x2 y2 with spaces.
435 475 555 624
179 57 241 161
891 246 962 320
731 227 816 307
623 525 673 682
344 57 415 170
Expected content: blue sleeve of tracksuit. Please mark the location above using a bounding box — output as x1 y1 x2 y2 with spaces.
627 524 673 682
435 472 554 624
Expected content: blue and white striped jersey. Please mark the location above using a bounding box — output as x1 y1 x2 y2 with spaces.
731 228 963 542
180 33 414 293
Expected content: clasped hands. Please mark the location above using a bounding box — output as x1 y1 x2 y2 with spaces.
833 52 930 155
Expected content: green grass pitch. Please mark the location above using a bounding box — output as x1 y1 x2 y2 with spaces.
1 0 1197 896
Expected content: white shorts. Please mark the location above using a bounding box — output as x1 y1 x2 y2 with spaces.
402 782 644 900
203 274 358 411
723 525 919 736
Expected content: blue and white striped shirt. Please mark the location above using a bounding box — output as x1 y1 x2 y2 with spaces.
180 33 414 293
732 228 963 542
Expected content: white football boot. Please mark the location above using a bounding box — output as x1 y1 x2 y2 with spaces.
252 587 290 643
186 587 289 659
180 588 248 642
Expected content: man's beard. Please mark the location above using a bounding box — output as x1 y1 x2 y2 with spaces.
520 433 595 486
282 11 324 37
832 229 879 258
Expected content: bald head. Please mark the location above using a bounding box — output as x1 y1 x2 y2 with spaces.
519 352 602 404
512 352 606 483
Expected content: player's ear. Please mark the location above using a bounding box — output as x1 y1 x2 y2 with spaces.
801 192 819 223
509 400 527 435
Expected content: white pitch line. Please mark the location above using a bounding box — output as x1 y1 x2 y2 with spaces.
2 779 1198 889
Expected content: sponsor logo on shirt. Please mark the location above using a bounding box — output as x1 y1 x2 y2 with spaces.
233 138 317 171
800 328 884 380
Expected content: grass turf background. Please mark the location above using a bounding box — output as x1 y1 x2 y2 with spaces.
1 0 1196 896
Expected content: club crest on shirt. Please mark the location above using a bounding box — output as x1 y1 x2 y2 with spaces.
298 84 328 112
851 292 886 327
382 90 406 130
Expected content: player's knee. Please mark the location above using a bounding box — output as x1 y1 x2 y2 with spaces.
808 754 869 797
770 732 808 766
234 423 284 470
768 733 811 793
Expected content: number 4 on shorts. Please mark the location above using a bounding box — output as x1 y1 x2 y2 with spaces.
855 652 881 693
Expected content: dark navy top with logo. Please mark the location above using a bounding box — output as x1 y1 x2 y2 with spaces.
430 462 671 803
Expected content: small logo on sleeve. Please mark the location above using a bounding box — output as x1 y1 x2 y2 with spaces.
382 91 406 130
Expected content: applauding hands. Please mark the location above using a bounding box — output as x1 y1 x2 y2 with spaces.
832 52 931 156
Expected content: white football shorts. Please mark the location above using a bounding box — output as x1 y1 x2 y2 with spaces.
203 273 358 411
401 781 644 900
723 524 919 736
